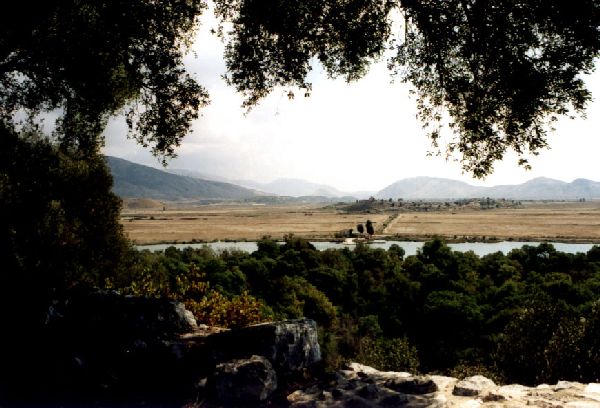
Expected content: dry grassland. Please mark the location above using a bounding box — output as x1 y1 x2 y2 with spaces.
121 204 389 244
121 201 600 244
384 201 600 242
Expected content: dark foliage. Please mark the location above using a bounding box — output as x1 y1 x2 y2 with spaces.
128 237 600 384
0 0 209 159
215 0 600 176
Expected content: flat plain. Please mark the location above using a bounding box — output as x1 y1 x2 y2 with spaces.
120 201 600 244
121 204 389 244
383 201 600 242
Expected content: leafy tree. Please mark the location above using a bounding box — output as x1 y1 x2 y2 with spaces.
1 0 208 158
366 219 375 236
214 0 600 176
0 125 131 308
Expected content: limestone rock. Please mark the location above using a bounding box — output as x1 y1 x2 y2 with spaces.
385 376 438 394
585 383 600 394
286 363 600 408
453 375 496 396
206 318 321 374
207 355 277 403
556 381 585 391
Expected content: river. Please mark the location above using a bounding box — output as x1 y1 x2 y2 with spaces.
136 240 598 257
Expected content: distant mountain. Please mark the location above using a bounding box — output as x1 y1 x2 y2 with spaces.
486 177 600 200
106 156 258 201
236 178 350 198
165 168 230 183
376 176 600 200
376 177 482 199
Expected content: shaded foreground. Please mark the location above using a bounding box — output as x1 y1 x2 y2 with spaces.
121 201 600 244
117 237 600 386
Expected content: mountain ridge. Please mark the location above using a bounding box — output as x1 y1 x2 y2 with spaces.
376 176 600 200
107 157 600 201
106 156 259 200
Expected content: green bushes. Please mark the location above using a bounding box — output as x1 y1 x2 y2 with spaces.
356 337 419 373
101 236 600 383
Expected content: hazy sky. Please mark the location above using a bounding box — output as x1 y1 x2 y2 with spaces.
102 11 600 193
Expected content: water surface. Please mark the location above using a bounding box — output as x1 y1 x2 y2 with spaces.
137 240 598 257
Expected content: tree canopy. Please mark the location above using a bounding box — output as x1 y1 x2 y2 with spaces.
2 0 600 172
214 0 600 176
1 0 208 159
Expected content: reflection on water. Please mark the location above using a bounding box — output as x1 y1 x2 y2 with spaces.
137 240 598 257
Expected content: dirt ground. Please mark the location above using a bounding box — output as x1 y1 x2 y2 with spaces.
120 201 600 244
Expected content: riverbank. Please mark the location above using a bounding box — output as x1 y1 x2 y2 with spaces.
136 240 599 258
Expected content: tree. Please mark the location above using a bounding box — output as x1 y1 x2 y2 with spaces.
213 0 600 176
3 1 599 174
366 220 375 236
1 0 208 159
357 223 365 234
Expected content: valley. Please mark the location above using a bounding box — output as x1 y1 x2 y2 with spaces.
121 200 600 244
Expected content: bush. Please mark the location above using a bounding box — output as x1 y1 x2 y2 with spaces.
356 336 419 373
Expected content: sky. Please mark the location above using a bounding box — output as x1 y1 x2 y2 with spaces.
102 11 600 193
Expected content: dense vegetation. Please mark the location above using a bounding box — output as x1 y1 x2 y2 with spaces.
3 1 600 399
110 236 600 385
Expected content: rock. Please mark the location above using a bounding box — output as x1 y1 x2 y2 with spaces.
345 362 413 382
357 383 380 400
47 289 198 340
452 375 496 396
585 384 600 394
206 318 321 374
564 402 600 408
556 381 585 391
431 375 458 392
385 376 438 394
207 355 277 403
487 384 529 400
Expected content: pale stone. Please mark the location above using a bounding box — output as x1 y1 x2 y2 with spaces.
556 381 584 391
537 384 551 389
495 384 529 399
455 398 483 408
585 384 600 394
453 375 496 396
432 375 459 392
564 401 600 408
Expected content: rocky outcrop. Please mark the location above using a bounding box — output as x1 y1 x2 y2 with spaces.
206 355 277 403
453 375 496 397
288 362 600 408
204 319 321 374
3 290 321 406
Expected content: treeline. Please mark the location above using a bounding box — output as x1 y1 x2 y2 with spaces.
111 237 600 385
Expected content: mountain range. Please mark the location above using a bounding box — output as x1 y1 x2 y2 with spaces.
376 176 600 200
106 156 258 201
107 156 600 201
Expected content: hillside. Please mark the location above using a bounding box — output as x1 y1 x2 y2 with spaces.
376 176 600 200
106 156 258 201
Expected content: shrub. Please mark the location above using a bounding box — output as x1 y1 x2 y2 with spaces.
356 336 419 373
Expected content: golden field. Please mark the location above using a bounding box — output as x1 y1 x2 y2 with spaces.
121 204 389 244
120 201 600 244
383 201 600 242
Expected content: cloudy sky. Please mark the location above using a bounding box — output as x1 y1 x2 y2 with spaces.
102 12 600 193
